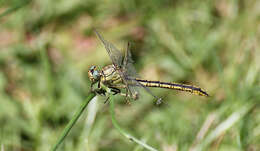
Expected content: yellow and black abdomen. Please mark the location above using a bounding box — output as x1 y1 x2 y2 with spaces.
136 79 209 97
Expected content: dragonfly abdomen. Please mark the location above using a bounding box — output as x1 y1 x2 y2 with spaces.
135 79 209 97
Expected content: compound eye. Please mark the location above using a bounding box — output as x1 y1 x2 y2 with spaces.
88 65 100 81
92 70 99 79
88 66 99 83
90 66 96 72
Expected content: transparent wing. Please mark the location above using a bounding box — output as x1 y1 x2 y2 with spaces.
122 42 140 98
95 30 137 98
123 42 139 78
123 43 162 103
95 30 161 103
95 30 123 67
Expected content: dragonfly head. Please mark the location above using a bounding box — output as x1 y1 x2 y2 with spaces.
88 65 101 83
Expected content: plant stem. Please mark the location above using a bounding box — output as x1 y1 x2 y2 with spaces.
50 92 96 151
109 96 158 151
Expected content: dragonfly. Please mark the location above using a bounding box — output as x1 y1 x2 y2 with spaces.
88 30 209 104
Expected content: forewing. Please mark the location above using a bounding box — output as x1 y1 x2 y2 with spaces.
123 42 139 78
121 42 140 98
122 43 161 102
95 30 123 67
95 30 136 98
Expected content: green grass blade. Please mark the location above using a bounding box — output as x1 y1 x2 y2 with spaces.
0 0 31 19
191 103 255 151
109 96 158 151
50 92 96 151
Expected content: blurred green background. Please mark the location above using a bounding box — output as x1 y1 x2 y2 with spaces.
0 0 260 151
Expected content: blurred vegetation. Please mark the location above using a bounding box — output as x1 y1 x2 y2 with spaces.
0 0 260 151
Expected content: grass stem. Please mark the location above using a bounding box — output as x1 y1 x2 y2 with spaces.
50 92 96 151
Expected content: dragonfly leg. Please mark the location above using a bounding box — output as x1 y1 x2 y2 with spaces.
109 87 121 95
96 88 106 96
119 93 126 97
107 87 131 104
125 88 128 98
123 89 132 104
91 83 106 95
104 96 110 104
98 80 101 89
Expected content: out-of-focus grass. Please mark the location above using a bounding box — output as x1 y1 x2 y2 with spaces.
0 0 259 151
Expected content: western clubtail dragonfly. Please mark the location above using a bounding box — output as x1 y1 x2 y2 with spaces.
88 30 209 104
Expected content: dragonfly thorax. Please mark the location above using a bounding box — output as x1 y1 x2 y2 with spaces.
88 65 101 83
100 65 123 86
